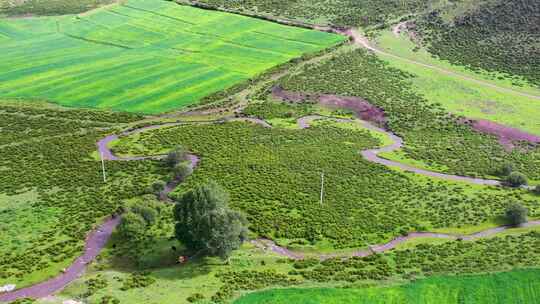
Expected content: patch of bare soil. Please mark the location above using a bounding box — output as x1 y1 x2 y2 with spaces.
271 86 386 126
466 119 540 150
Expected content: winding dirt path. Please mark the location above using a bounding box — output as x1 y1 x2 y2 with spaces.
298 115 501 186
0 218 120 302
340 28 540 101
253 219 540 260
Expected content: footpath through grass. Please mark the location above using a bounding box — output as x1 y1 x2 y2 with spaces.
235 269 540 304
0 0 344 113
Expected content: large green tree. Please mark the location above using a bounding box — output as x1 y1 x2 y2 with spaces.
173 181 248 259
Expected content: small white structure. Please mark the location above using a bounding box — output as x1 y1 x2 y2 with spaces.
0 284 16 293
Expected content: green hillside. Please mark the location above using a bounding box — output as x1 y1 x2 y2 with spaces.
417 0 540 86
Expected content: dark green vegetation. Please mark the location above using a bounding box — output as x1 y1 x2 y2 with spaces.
273 48 540 180
0 0 115 16
505 203 528 227
235 269 540 304
186 0 431 27
417 0 540 86
0 102 168 287
243 101 312 120
174 181 248 259
113 120 540 248
288 232 540 283
506 172 528 188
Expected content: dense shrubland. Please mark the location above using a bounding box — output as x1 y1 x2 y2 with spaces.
290 232 540 283
272 48 540 180
113 121 540 249
0 104 165 287
0 0 116 16
184 0 430 28
416 0 540 86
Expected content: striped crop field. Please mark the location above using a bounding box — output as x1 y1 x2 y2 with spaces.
0 0 344 113
234 269 540 304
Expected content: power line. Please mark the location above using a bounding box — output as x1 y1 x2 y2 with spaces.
320 171 324 205
100 151 107 183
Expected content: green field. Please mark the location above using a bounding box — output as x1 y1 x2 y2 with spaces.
235 269 540 304
0 0 344 113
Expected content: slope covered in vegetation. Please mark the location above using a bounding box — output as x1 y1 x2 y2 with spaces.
0 0 116 16
184 0 431 27
417 0 540 86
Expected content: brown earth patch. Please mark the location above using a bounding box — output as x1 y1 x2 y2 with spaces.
271 86 387 126
462 118 540 150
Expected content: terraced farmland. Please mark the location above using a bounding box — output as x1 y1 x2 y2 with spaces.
0 0 344 113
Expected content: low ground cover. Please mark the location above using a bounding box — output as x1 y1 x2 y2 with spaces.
0 0 343 113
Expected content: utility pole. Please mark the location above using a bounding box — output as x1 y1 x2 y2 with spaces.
320 172 324 205
100 151 107 183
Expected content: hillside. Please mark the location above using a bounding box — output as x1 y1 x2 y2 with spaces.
0 0 116 16
183 0 432 27
416 0 540 86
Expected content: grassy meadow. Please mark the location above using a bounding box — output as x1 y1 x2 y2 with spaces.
235 269 540 304
0 0 344 113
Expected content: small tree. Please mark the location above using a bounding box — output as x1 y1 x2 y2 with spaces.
173 181 248 259
151 181 166 194
505 203 528 226
173 162 193 180
499 162 514 176
506 172 528 187
118 212 147 240
131 202 158 225
165 145 188 167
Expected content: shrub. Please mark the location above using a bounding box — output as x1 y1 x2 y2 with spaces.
151 181 166 194
165 145 188 167
120 272 156 291
99 295 120 304
187 293 205 303
131 202 158 225
499 162 514 176
505 203 528 226
173 162 193 180
118 212 147 241
506 172 528 187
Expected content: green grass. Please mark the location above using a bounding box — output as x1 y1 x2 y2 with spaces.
234 269 540 304
0 0 344 114
374 30 540 135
